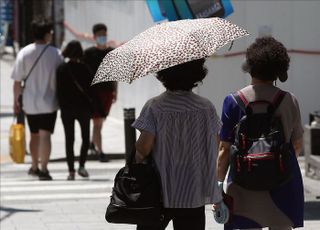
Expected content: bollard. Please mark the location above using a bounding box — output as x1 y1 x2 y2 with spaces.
123 108 136 163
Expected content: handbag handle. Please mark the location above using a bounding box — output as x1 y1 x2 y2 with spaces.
127 147 153 166
66 65 93 104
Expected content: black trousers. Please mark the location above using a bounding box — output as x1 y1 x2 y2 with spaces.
61 109 91 172
137 206 205 230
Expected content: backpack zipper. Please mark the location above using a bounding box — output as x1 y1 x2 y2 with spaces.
244 152 274 160
243 152 274 172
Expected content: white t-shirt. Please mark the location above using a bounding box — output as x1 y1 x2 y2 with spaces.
11 43 63 114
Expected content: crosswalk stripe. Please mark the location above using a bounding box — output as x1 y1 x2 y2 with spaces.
1 179 114 186
1 173 117 184
0 161 123 202
0 162 124 172
1 183 114 192
1 193 110 201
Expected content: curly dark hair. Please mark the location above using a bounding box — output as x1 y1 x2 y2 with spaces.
242 37 290 82
92 23 107 35
31 17 53 40
62 40 83 60
156 58 207 91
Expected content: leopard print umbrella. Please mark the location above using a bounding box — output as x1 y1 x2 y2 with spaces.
93 17 249 84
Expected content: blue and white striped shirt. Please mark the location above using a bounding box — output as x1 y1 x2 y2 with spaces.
132 90 222 208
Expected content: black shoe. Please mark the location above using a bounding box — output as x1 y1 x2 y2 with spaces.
99 152 109 162
39 170 53 181
28 167 40 176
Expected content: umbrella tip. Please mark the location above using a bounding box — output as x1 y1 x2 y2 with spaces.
228 41 234 51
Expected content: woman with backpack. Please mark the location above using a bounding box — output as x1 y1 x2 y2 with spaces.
56 40 92 180
214 37 304 230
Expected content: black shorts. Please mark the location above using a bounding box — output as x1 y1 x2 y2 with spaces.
26 112 57 134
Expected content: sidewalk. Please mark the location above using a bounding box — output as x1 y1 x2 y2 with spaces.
1 158 320 230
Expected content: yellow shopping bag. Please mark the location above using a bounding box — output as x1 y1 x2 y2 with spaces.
9 123 26 163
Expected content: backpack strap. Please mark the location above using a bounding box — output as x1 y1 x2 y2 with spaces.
232 91 248 113
233 90 286 113
272 90 286 110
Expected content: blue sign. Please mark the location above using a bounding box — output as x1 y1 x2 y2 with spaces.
0 0 13 22
146 0 233 22
146 0 167 22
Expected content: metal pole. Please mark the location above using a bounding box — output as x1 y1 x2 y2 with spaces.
123 108 136 163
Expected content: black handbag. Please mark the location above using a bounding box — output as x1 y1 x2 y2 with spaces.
105 149 163 226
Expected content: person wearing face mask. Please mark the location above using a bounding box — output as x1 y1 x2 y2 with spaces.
83 23 117 162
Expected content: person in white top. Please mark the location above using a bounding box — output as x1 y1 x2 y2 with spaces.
11 17 62 180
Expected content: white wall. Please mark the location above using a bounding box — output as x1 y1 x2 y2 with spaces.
64 0 320 125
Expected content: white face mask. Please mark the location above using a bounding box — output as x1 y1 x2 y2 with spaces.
96 36 107 46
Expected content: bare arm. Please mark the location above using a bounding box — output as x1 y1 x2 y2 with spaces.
13 81 22 115
216 141 231 181
293 137 303 158
135 131 155 163
216 134 221 152
212 138 228 208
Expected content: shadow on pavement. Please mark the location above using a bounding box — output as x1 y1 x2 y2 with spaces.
49 153 125 162
89 179 112 182
0 112 14 118
304 200 320 220
0 206 41 222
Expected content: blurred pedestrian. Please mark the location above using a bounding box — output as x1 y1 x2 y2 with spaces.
215 37 304 230
83 23 117 162
63 21 125 48
11 17 63 180
56 40 92 180
133 59 222 230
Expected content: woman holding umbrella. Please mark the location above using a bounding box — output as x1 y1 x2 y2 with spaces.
132 58 222 230
91 17 249 229
215 37 304 230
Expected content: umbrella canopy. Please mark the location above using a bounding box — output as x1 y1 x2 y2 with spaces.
93 17 249 84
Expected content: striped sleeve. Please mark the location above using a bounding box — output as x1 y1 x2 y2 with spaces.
132 101 156 135
210 105 222 134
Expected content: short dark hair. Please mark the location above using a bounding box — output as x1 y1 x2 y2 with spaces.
62 40 83 59
242 36 290 82
31 17 53 40
156 58 207 91
92 23 107 34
